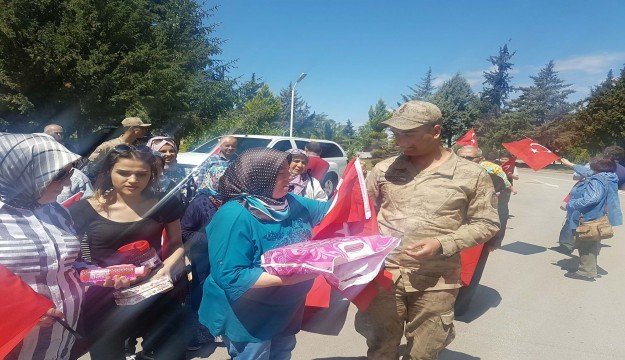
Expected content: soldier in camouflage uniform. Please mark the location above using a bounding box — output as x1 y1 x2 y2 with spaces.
355 100 500 360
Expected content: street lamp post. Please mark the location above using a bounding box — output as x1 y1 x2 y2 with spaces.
289 73 307 137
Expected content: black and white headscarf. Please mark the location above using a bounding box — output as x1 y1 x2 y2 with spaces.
0 133 80 209
219 148 290 214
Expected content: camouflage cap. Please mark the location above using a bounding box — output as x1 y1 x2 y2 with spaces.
382 100 442 130
121 117 151 127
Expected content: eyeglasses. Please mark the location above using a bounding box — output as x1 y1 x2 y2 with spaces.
460 156 480 161
112 144 155 161
52 167 74 182
112 144 152 153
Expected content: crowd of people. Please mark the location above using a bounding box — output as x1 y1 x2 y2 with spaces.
0 99 622 360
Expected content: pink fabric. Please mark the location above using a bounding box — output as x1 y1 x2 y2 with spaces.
261 235 400 290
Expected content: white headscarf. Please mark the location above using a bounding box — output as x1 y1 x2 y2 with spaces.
0 133 80 209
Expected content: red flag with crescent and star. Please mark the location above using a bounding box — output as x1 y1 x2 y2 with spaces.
455 128 478 147
501 157 517 175
502 138 560 171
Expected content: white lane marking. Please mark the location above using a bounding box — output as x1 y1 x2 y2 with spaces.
527 179 559 188
525 175 576 182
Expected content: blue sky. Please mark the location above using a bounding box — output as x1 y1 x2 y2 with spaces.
209 0 625 127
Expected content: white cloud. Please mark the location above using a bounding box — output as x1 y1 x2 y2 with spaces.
432 73 452 87
554 52 625 74
462 70 486 87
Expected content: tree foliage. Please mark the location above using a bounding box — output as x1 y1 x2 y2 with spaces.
343 119 355 138
511 60 574 125
481 44 516 116
0 0 234 139
429 74 481 147
532 64 625 157
479 111 534 154
277 84 311 136
400 67 436 103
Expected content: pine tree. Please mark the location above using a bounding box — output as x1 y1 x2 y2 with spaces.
590 69 615 98
511 60 574 125
574 64 625 151
235 73 265 108
429 74 480 147
0 0 234 138
343 119 355 138
278 83 311 135
481 44 516 116
400 67 436 103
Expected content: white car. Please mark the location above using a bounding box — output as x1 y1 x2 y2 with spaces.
177 135 349 196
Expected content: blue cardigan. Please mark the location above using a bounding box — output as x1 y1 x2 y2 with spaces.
198 193 330 343
566 165 623 229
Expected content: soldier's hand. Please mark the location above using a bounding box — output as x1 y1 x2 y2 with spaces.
405 238 442 260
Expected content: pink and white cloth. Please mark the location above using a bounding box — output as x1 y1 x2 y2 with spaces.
261 235 400 290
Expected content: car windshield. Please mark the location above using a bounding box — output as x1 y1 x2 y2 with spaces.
194 137 271 154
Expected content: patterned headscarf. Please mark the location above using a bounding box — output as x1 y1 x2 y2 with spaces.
0 133 80 209
147 136 178 171
146 136 177 153
286 149 311 196
219 148 289 208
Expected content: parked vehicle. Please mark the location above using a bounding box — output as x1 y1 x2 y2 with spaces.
177 135 349 196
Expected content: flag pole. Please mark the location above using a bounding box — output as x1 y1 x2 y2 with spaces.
52 317 83 340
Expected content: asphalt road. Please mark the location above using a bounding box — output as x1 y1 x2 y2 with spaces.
84 168 625 360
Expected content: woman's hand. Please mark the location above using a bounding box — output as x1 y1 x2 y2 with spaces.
561 158 574 168
101 267 151 289
154 259 185 281
38 308 64 327
101 275 131 289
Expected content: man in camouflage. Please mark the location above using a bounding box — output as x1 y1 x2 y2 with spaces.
355 100 500 360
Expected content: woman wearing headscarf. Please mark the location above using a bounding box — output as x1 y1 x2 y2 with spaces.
147 136 197 207
286 149 328 201
181 163 228 350
561 155 622 281
146 136 186 184
198 148 331 360
0 133 86 359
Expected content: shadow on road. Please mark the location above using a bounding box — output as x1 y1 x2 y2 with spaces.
455 285 501 323
186 341 225 360
439 348 481 359
312 338 480 360
499 241 546 255
552 256 608 276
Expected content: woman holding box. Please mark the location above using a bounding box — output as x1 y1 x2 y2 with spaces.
199 148 331 360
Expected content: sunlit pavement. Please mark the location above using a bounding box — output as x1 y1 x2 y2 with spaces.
84 168 625 359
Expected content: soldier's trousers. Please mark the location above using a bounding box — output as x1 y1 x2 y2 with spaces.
355 279 458 360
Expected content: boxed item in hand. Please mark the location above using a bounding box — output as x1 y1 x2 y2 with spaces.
261 235 400 290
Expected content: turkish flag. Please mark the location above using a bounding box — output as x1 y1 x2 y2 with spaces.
0 265 53 358
209 144 220 156
502 138 560 171
459 244 485 286
311 158 378 240
305 158 384 311
455 128 478 147
60 191 83 208
501 157 517 175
